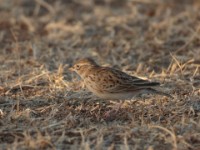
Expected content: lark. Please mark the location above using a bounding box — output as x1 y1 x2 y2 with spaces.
69 58 173 100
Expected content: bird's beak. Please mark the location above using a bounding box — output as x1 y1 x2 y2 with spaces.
69 67 74 72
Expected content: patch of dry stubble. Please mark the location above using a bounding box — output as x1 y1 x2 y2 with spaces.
0 0 200 149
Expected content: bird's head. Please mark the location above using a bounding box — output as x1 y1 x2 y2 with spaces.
69 58 98 77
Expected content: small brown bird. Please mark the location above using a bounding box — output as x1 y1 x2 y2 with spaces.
69 58 173 100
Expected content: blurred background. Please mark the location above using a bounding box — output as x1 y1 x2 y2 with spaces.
0 0 200 73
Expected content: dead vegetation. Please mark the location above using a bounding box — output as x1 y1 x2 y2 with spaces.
0 0 200 149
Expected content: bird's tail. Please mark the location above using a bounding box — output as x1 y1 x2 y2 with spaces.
146 88 173 99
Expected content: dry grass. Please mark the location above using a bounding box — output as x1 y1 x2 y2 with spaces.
0 0 200 149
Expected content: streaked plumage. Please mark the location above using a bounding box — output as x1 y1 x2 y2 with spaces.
69 58 173 100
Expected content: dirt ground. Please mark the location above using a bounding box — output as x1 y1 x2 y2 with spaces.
0 0 200 149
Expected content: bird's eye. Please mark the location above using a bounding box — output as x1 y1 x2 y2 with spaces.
76 65 80 69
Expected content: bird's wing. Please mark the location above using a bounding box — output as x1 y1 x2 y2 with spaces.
94 67 160 93
112 68 160 86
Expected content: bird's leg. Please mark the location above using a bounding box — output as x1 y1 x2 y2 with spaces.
103 100 124 119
